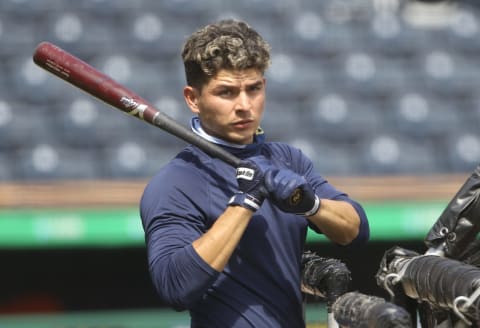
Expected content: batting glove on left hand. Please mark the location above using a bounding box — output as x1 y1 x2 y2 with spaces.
264 169 320 216
228 159 268 212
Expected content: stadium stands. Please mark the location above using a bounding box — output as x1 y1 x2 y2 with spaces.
445 8 480 55
100 141 180 178
368 12 429 58
300 92 384 142
359 133 442 174
1 0 479 180
14 143 101 180
443 131 480 172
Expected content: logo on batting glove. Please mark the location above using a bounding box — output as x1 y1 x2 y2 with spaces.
236 167 255 180
288 188 304 206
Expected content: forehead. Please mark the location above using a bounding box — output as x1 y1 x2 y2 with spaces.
208 68 264 86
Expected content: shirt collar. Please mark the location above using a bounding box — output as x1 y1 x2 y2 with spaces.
190 116 266 158
190 116 247 149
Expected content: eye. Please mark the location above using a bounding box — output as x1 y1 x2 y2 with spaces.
217 88 236 97
220 89 232 96
248 83 263 92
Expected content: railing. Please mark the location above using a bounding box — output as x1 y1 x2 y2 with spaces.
0 174 467 208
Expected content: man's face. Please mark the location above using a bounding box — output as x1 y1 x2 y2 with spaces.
184 68 266 145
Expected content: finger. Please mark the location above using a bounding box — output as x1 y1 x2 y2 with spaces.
273 170 291 188
279 178 301 200
273 171 303 199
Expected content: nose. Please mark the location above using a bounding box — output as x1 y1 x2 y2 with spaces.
235 91 252 111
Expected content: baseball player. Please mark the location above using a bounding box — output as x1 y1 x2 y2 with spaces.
140 19 370 328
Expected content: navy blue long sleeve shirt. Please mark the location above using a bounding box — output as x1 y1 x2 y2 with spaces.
140 130 369 327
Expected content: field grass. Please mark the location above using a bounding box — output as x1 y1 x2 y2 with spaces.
0 304 329 327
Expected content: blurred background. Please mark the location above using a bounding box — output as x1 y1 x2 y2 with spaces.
1 0 479 326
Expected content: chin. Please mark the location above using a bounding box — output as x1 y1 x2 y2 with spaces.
235 136 254 145
226 129 257 145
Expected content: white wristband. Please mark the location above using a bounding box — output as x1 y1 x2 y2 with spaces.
228 192 261 212
304 195 320 217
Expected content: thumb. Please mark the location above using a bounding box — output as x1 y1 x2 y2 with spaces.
264 169 277 193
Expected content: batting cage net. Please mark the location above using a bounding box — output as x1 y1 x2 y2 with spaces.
425 166 480 259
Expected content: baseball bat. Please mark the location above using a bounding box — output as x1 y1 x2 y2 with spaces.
32 41 241 168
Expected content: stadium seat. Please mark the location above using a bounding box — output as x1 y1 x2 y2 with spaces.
119 12 189 59
77 0 144 18
358 134 442 175
40 12 119 59
448 54 480 98
90 53 140 88
100 141 179 178
7 56 68 104
285 13 357 58
332 52 408 99
120 110 189 150
0 155 12 181
0 102 57 150
0 98 21 150
300 93 383 142
445 9 480 56
87 52 184 100
265 52 326 101
457 96 480 131
385 91 462 139
53 96 130 149
0 0 61 18
227 0 294 21
260 99 304 143
149 95 192 127
152 0 222 21
288 137 360 176
443 131 480 173
367 13 430 58
0 14 36 59
410 50 480 99
14 144 101 180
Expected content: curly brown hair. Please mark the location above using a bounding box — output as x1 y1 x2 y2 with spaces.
181 19 271 90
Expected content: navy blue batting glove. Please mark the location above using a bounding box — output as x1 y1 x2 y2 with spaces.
228 159 268 212
264 169 320 216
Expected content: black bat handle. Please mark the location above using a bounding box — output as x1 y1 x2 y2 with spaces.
152 111 241 167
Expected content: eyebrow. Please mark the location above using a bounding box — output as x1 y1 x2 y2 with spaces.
214 79 264 89
248 80 264 88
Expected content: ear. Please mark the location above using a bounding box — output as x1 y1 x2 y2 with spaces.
183 86 200 114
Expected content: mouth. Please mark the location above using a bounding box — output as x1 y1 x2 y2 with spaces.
231 119 255 129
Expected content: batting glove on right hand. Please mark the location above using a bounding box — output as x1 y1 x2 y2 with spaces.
264 169 320 216
228 159 268 212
